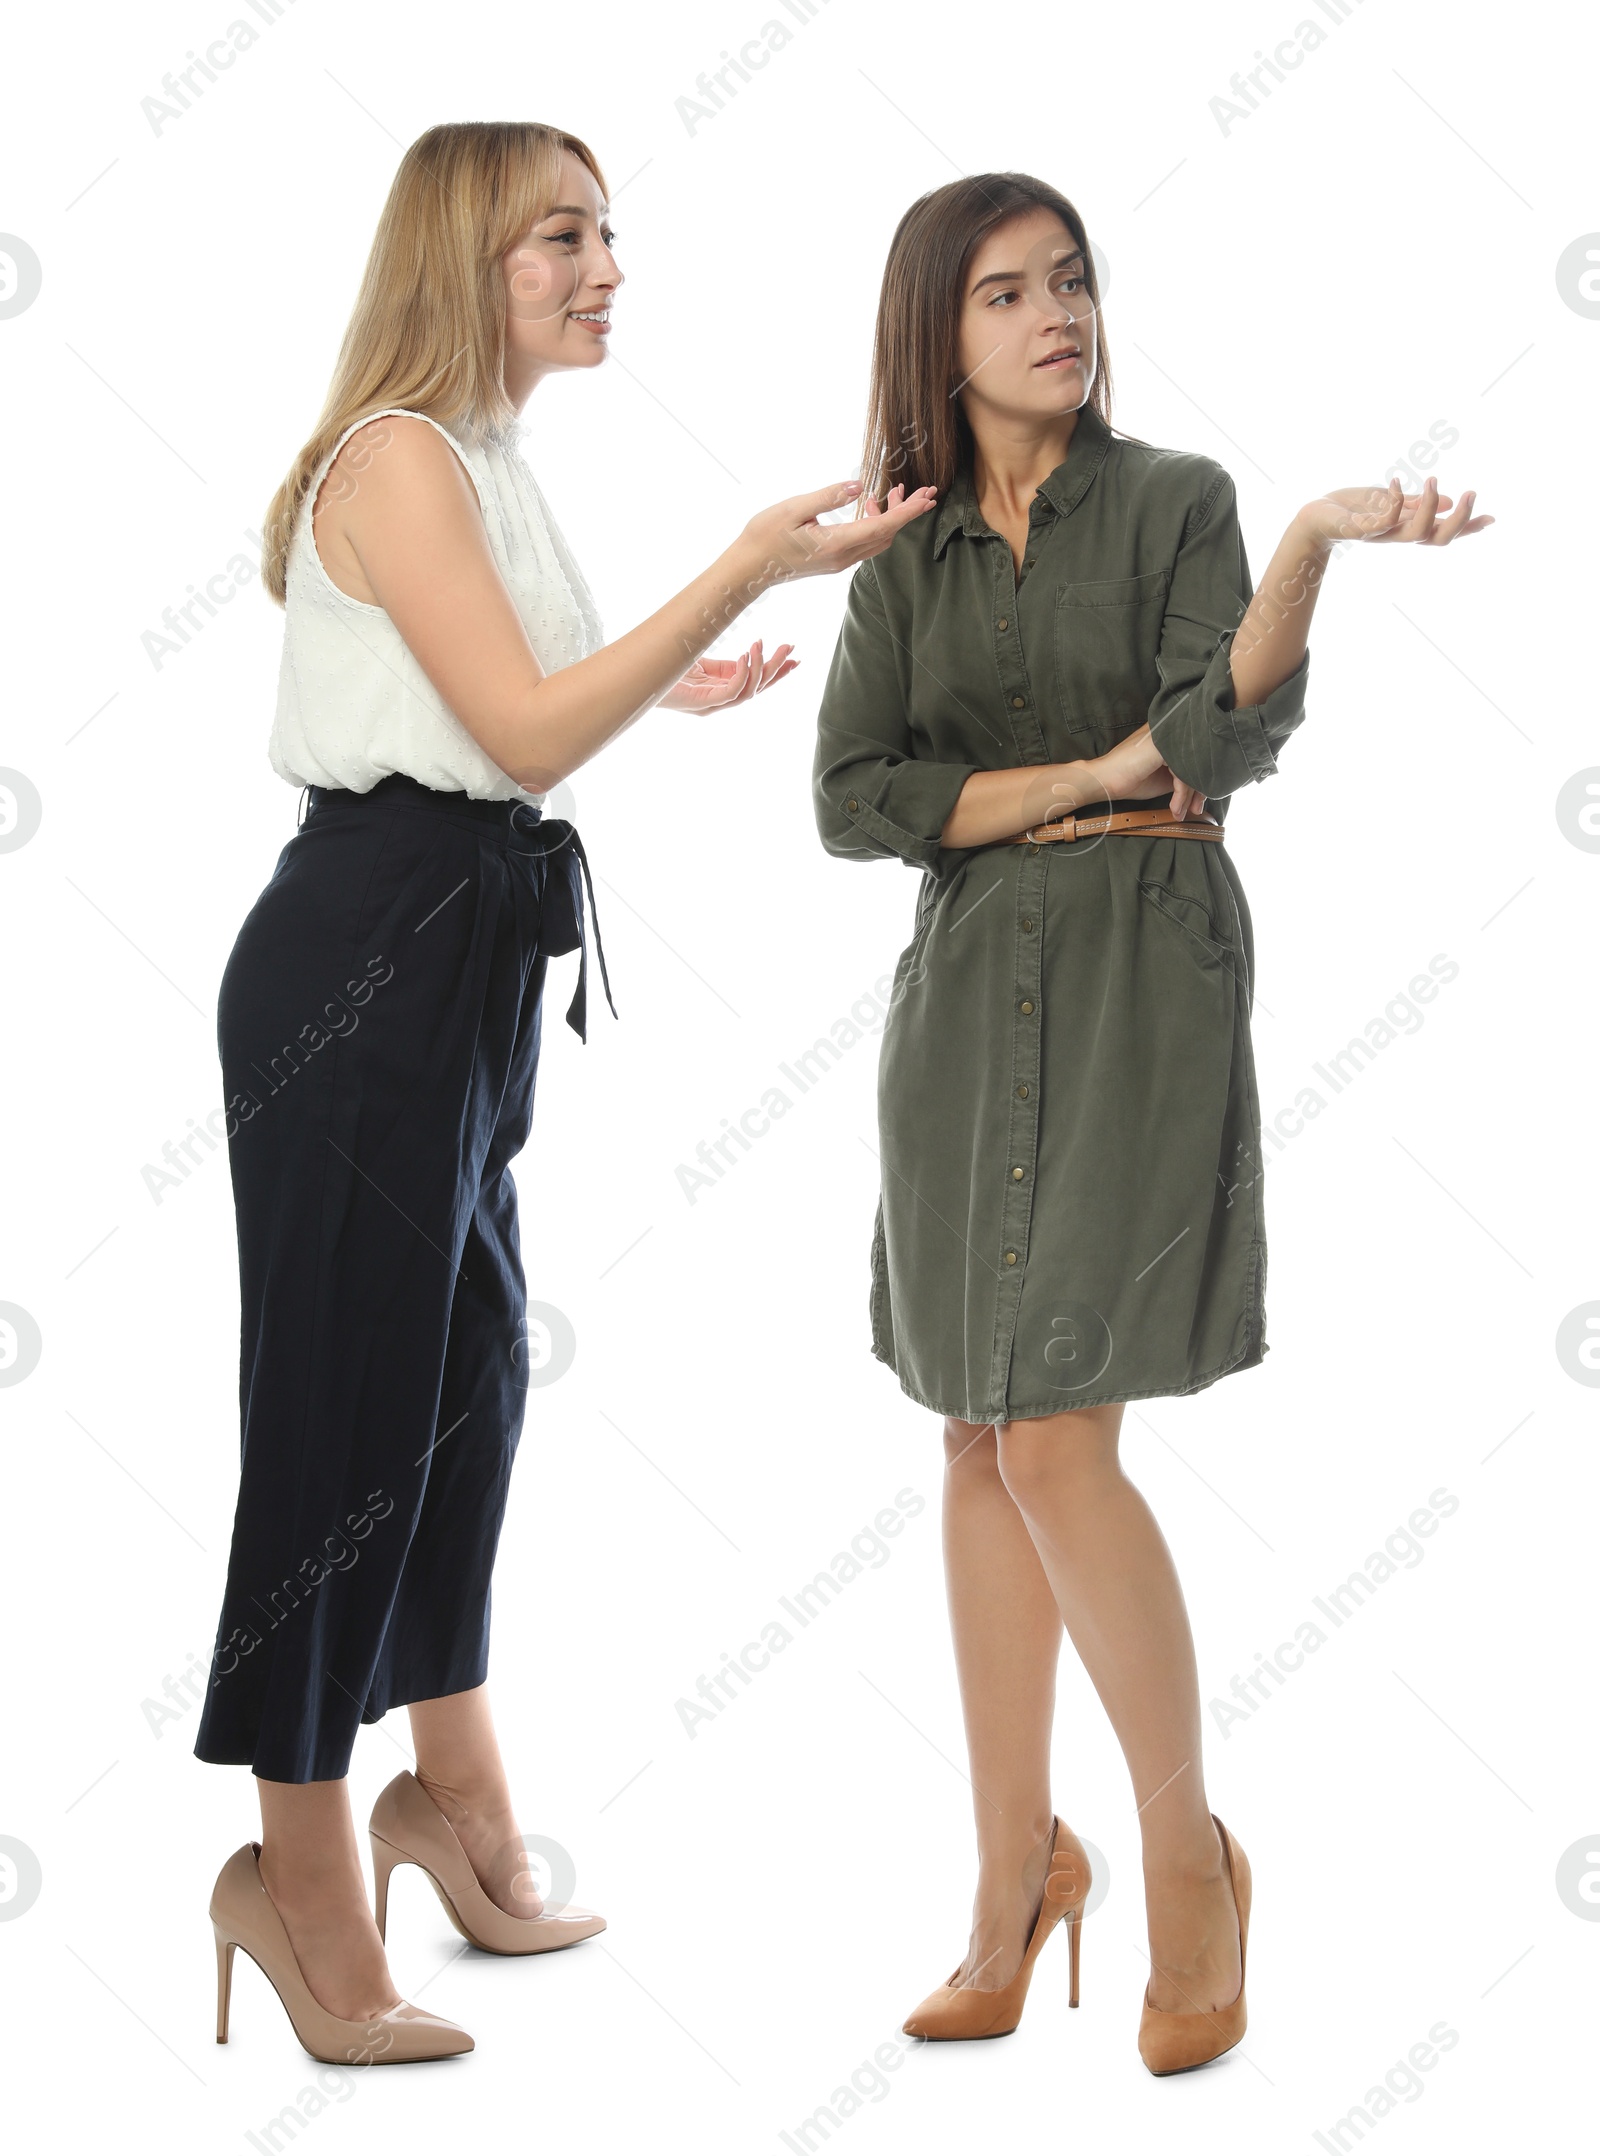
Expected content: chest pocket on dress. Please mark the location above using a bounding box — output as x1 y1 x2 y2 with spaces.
1052 568 1170 741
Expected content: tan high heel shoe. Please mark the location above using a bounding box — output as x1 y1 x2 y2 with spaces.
210 1843 473 2064
370 1771 607 1956
901 1817 1091 2041
1138 1814 1252 2076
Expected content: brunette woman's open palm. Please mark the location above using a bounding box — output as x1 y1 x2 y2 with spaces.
1301 474 1494 548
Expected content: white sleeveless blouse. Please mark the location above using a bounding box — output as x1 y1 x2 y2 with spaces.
268 407 603 801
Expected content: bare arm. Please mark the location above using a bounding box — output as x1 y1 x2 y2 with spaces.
322 418 937 792
1224 514 1332 712
940 762 1098 849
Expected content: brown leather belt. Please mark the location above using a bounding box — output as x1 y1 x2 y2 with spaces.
1008 806 1225 845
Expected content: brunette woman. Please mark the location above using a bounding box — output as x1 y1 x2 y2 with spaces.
814 173 1490 2071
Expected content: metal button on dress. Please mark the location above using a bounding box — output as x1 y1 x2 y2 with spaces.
846 796 859 812
1020 999 1035 1015
997 617 1009 631
1011 696 1025 709
1004 1251 1018 1265
1016 1084 1029 1099
1022 918 1035 932
1012 1167 1025 1181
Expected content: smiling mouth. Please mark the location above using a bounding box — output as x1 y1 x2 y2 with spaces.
1035 346 1081 369
571 308 611 331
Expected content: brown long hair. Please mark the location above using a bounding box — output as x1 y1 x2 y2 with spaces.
261 120 608 604
859 173 1128 506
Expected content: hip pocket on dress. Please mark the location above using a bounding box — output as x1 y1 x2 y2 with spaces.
892 864 954 1007
1138 875 1241 981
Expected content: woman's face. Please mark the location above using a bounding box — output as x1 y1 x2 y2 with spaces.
501 150 622 384
953 208 1098 428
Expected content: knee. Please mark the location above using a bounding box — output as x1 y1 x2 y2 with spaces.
942 1415 999 1475
995 1409 1122 1513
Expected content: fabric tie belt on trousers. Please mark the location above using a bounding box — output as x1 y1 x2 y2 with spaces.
504 802 617 1040
300 778 617 1041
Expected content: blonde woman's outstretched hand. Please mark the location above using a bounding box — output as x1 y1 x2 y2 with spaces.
1298 474 1494 549
660 638 798 711
739 479 939 585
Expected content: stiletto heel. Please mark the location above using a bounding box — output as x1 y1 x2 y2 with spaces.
208 1842 473 2064
1138 1814 1251 2076
370 1835 398 1945
369 1773 606 1956
902 1817 1092 2041
215 1929 235 2044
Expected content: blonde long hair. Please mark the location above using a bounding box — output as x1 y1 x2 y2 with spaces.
262 120 608 604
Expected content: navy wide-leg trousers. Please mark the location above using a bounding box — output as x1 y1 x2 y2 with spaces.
195 775 608 1783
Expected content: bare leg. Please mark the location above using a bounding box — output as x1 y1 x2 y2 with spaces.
940 1416 1065 1990
993 1405 1242 2015
256 1778 400 2020
408 1684 541 1920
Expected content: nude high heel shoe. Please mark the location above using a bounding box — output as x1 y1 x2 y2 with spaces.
210 1843 473 2064
901 1817 1091 2041
1138 1814 1252 2076
370 1771 607 1956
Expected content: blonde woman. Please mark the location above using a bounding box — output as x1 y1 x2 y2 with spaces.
199 120 935 2066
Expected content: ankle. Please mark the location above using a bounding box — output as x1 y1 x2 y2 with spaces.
1142 1819 1226 1890
415 1767 513 1825
977 1815 1057 1879
258 1847 368 1917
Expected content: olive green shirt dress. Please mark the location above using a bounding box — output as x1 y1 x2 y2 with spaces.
812 403 1310 1421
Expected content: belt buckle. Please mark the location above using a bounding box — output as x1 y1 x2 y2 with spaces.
1026 816 1076 845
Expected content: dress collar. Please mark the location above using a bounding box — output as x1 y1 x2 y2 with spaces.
931 402 1113 558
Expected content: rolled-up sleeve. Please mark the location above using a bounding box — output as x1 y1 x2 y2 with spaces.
813 560 979 870
1148 469 1309 799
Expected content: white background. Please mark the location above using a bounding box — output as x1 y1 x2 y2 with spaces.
1 0 1593 2149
